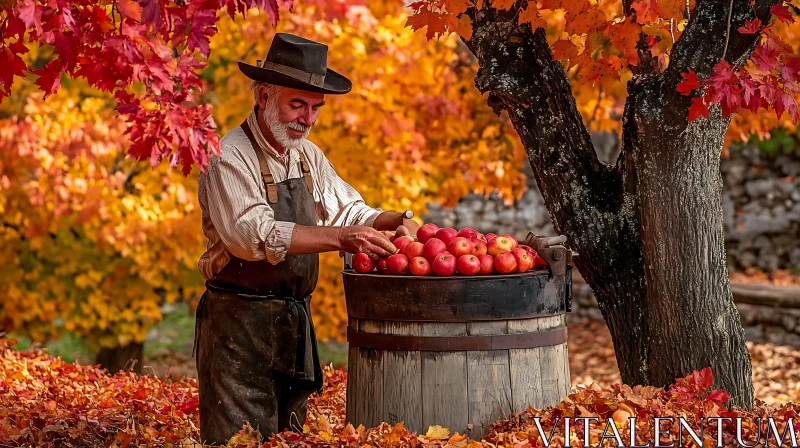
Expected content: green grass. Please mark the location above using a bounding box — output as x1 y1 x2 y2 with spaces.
318 341 348 369
9 332 95 365
143 303 197 358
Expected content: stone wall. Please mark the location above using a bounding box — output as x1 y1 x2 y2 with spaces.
422 134 800 347
722 144 800 272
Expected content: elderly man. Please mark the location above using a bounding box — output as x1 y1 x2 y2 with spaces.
194 33 419 445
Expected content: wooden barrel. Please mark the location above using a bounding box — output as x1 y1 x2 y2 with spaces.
343 268 572 438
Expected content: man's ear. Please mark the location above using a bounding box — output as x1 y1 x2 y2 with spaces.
258 83 271 107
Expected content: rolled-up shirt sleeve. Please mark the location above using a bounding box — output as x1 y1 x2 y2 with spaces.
205 156 295 264
320 158 383 228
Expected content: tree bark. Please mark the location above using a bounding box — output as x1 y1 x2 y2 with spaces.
96 342 143 374
464 0 776 408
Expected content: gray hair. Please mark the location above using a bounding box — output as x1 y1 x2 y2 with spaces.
251 81 282 104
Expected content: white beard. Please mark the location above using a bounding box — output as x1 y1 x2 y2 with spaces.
262 98 312 150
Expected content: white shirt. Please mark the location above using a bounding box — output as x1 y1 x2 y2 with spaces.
197 111 382 281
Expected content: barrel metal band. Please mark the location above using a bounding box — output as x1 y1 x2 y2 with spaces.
347 327 567 351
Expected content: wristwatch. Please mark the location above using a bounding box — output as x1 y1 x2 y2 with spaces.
401 210 414 219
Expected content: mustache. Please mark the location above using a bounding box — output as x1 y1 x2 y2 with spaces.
287 121 311 133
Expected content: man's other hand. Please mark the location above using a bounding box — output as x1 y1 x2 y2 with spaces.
339 226 398 260
395 220 420 238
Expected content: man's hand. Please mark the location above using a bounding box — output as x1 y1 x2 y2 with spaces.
395 219 420 238
338 225 398 260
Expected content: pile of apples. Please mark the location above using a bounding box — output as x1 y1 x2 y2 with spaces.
351 224 549 276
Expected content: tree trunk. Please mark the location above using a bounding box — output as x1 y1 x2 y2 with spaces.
463 0 776 408
619 78 753 405
96 342 143 374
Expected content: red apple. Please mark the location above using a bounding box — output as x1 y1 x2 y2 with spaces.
376 258 390 275
435 227 458 246
484 233 498 241
423 238 447 262
457 254 481 275
432 252 457 276
393 236 415 254
494 252 518 274
477 232 485 241
511 248 534 273
488 237 515 256
409 256 432 276
478 254 495 274
353 253 375 273
387 254 410 275
417 223 439 244
404 241 425 259
519 244 536 256
533 253 549 269
471 238 488 256
502 234 519 249
456 227 478 240
448 237 473 258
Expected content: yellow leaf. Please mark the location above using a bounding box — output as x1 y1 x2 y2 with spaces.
425 425 450 439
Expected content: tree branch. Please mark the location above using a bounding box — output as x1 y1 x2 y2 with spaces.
668 0 778 81
463 4 637 301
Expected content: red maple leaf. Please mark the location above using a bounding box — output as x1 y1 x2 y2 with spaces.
15 0 43 35
677 69 701 95
254 0 281 26
740 77 762 113
738 18 762 34
689 97 709 121
0 47 28 96
770 4 793 24
752 43 780 72
186 10 218 58
705 389 731 403
5 16 26 38
33 60 64 99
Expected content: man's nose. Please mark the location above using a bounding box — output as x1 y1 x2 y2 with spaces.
297 109 314 126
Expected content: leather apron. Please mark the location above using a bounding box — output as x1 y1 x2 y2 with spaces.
194 120 323 445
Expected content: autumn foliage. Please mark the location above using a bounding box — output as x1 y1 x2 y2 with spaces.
4 336 800 447
1 0 529 346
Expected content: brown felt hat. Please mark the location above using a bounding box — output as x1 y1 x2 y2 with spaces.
238 33 352 95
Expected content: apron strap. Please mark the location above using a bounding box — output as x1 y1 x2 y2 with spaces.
297 150 314 195
241 120 279 204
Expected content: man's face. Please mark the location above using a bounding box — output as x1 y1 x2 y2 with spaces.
259 85 325 150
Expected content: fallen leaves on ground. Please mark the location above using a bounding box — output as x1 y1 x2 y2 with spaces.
729 268 800 287
4 321 800 446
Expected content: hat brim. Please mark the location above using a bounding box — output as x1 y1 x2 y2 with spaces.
237 61 352 95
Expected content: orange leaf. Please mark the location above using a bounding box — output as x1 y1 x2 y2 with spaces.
117 0 143 22
493 0 517 11
444 0 471 14
562 0 590 15
450 14 474 38
541 0 561 9
552 39 580 60
519 4 547 30
631 0 658 24
565 9 607 35
656 0 684 19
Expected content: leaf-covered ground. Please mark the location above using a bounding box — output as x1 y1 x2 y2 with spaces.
3 318 800 446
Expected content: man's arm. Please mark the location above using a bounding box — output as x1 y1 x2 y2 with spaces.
288 224 397 260
317 156 419 236
206 154 396 263
205 156 295 264
371 211 420 237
